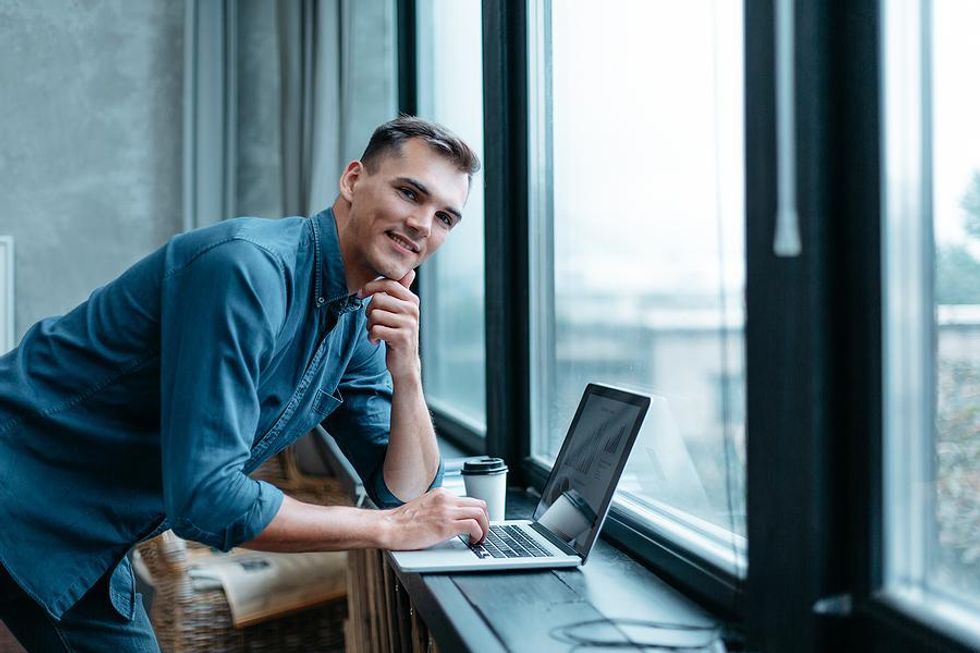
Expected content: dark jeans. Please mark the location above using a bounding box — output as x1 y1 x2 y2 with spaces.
0 564 159 653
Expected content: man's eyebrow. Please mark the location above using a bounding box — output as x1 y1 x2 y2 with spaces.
396 176 463 221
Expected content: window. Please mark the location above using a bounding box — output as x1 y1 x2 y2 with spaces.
404 0 980 647
526 0 746 573
415 0 487 434
882 0 980 644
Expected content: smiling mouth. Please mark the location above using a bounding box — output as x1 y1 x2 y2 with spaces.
386 231 420 254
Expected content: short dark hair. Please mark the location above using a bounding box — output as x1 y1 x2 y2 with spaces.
360 116 481 179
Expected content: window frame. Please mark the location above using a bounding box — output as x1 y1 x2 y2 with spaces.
404 0 980 649
483 0 748 620
481 0 532 471
855 0 980 651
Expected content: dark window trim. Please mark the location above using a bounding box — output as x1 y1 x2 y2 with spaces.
860 599 980 653
746 2 980 651
395 0 417 117
845 3 980 652
743 0 857 649
482 0 530 482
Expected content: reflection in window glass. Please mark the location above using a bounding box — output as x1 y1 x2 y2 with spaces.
416 0 486 431
528 0 746 556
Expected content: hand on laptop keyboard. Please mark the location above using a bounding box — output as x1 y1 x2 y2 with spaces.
382 488 490 549
465 525 552 559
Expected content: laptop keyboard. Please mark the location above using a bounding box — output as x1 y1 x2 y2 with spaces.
466 524 553 559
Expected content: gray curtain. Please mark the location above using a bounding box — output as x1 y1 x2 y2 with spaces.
184 0 398 228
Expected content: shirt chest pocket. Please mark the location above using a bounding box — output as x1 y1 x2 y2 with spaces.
313 387 343 417
251 386 342 462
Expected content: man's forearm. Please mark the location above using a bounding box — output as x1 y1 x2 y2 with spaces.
244 494 390 552
358 273 440 502
383 374 441 501
245 486 491 553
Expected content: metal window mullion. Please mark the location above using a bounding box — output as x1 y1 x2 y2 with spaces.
526 0 556 460
881 0 933 593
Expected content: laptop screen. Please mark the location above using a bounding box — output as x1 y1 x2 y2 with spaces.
532 384 650 560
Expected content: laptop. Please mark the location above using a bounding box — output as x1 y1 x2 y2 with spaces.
388 383 650 573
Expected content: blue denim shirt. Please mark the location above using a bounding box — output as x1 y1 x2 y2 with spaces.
0 208 441 620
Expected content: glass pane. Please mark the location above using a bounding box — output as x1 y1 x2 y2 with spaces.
930 0 980 607
528 0 746 552
883 0 980 638
416 0 486 430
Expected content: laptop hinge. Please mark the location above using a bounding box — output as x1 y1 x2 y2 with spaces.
530 522 580 557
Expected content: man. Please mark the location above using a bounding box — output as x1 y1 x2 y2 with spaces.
0 116 490 651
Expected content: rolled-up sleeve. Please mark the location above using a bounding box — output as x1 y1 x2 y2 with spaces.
324 327 443 508
159 240 287 550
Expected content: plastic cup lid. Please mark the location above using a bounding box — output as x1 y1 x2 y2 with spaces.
461 457 508 474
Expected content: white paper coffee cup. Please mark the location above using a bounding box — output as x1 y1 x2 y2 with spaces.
461 457 508 521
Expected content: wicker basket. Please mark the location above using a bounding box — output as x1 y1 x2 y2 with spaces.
136 448 354 653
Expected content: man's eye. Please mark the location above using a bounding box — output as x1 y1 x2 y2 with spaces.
399 187 417 201
438 213 453 227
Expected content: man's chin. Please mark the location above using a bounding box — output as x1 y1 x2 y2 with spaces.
368 249 419 281
372 263 413 282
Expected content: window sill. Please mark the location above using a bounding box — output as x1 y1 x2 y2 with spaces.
314 430 737 650
860 587 980 653
384 489 730 652
432 406 485 455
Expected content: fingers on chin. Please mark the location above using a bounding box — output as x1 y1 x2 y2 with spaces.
365 279 414 299
399 270 417 287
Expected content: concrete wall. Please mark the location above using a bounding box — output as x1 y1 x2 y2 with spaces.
0 1 185 341
0 0 397 344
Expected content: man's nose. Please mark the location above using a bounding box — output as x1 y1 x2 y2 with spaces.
405 211 432 238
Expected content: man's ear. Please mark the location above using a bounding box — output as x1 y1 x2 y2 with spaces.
338 160 364 202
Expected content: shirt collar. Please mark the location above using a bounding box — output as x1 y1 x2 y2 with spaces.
311 207 362 313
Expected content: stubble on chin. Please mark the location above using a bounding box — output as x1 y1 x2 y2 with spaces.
375 241 421 281
369 252 407 282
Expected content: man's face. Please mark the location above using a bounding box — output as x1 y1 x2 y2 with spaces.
342 137 470 282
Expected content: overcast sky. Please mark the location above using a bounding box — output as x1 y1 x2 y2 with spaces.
932 0 980 246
